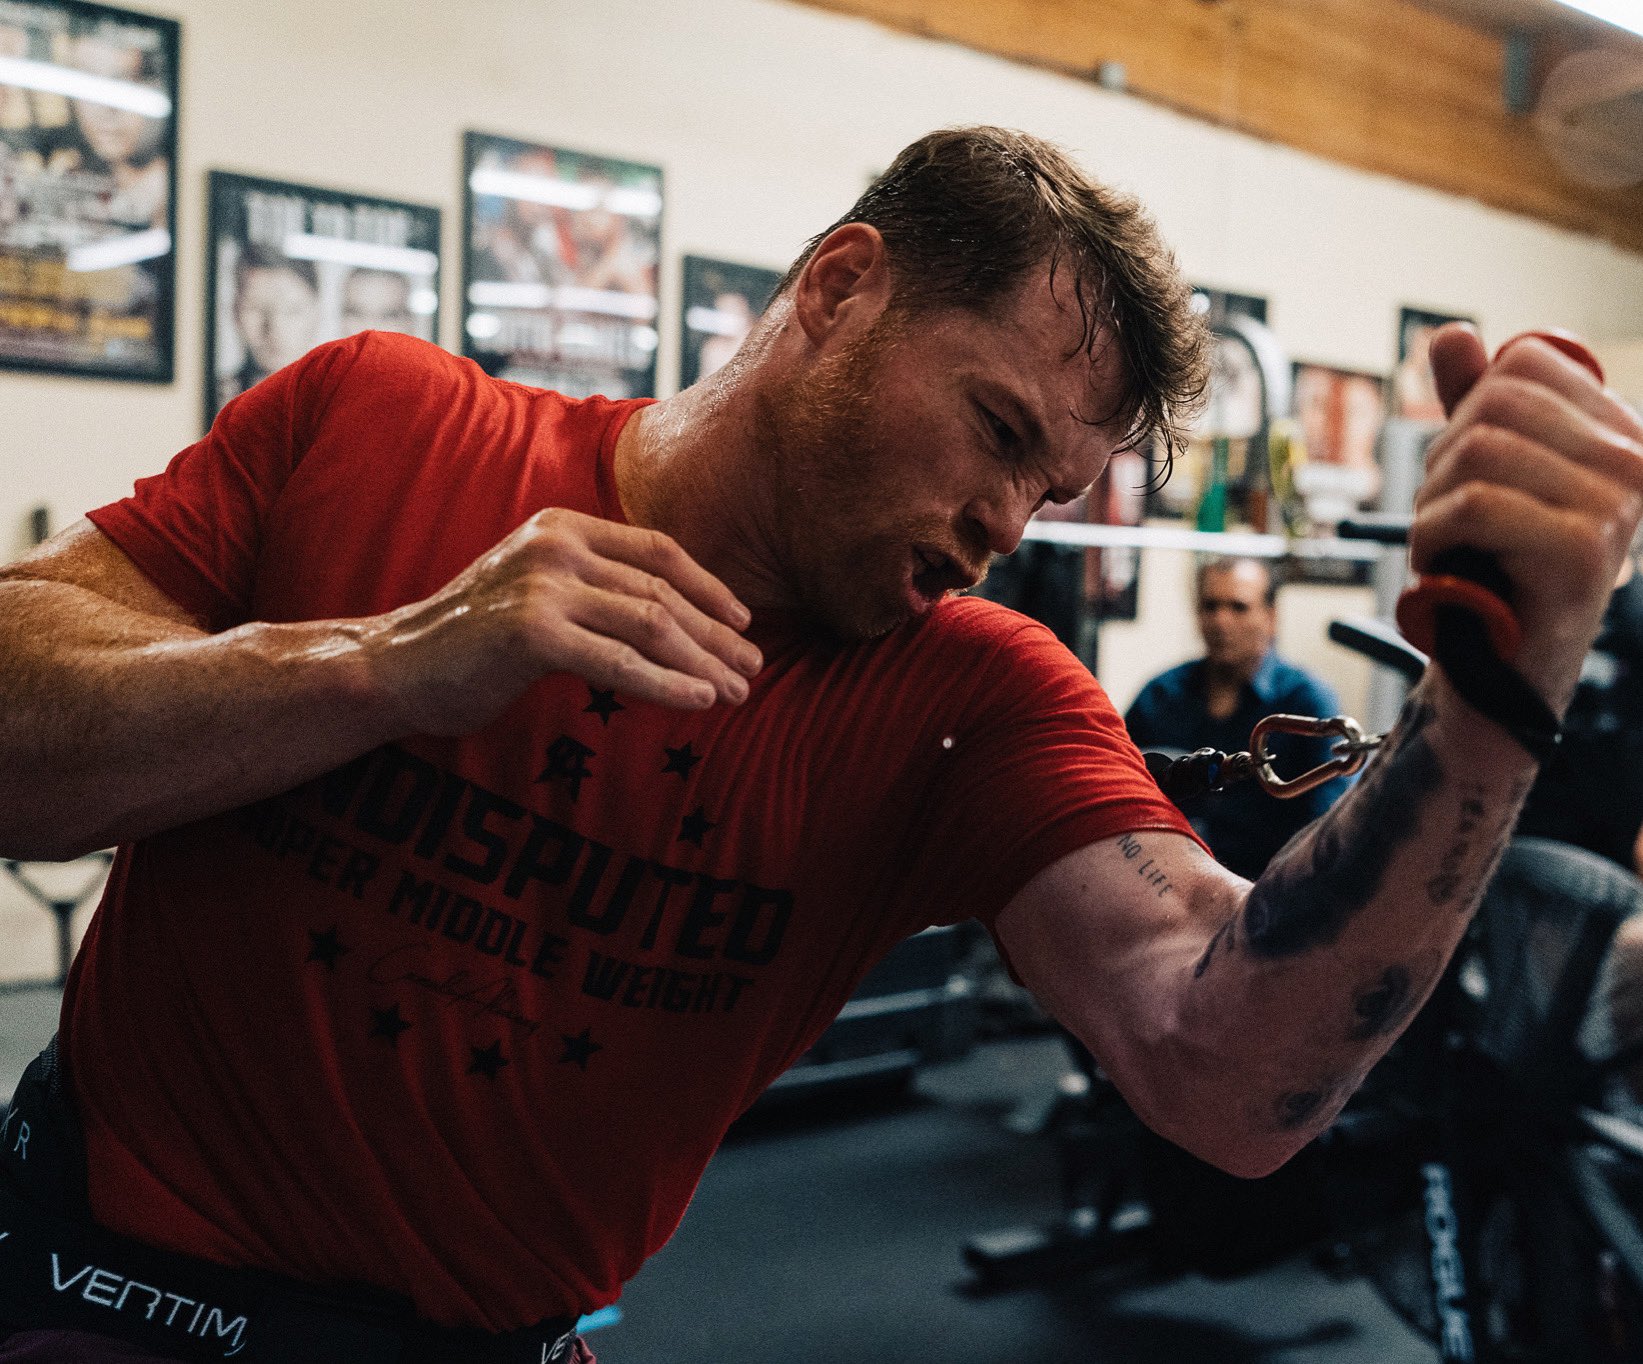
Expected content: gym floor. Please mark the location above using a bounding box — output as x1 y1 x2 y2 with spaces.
0 992 1439 1363
593 1035 1440 1363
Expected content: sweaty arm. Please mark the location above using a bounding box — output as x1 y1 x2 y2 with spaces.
0 510 760 862
998 327 1643 1178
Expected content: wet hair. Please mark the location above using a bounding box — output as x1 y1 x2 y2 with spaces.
775 125 1209 470
1197 556 1278 608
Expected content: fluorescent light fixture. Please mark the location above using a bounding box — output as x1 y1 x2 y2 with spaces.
466 280 659 320
468 166 661 219
0 55 171 117
630 325 659 353
601 186 663 218
469 167 598 210
685 305 746 336
65 227 171 272
465 312 502 340
281 233 439 276
468 281 554 310
1553 1 1643 39
555 322 606 350
554 285 657 320
408 287 439 317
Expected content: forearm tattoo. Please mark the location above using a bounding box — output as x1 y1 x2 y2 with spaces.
1195 698 1445 979
1193 694 1539 1137
1270 1078 1352 1132
1182 693 1537 1143
1238 697 1443 960
1346 949 1442 1041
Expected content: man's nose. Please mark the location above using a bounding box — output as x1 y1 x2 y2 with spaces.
964 491 1032 557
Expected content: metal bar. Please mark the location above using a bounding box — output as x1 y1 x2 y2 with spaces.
1019 521 1388 562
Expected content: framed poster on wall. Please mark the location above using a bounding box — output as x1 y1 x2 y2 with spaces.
204 172 441 427
0 0 178 380
1145 286 1270 522
1393 305 1473 422
679 255 780 390
1086 445 1149 622
1287 360 1386 585
463 131 662 398
1291 362 1385 515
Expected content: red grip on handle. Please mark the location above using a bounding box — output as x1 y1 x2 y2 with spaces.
1494 329 1604 383
1396 330 1605 659
1396 573 1522 659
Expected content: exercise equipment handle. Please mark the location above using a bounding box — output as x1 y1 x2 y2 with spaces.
1394 330 1605 661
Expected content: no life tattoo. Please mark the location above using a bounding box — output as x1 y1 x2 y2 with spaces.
1116 832 1174 899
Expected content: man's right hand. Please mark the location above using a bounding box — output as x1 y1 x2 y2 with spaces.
0 512 762 860
365 509 764 736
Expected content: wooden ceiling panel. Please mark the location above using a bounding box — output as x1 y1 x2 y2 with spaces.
1409 0 1643 42
795 0 1643 255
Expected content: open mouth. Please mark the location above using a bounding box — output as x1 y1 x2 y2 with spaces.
911 545 977 603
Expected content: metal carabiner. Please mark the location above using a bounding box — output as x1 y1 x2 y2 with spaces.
1250 713 1380 798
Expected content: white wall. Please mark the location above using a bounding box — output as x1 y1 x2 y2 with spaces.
5 0 1643 976
7 0 1643 558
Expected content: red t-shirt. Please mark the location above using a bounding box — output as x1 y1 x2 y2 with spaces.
73 331 1194 1329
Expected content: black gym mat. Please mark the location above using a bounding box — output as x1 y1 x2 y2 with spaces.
592 1037 1439 1364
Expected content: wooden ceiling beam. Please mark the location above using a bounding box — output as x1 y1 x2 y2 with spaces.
795 0 1643 255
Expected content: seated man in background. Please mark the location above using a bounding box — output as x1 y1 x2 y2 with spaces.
1124 556 1348 878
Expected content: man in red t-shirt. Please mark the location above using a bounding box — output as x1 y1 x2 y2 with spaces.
3 126 1642 1363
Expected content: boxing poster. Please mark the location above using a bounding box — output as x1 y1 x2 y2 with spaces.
0 0 177 380
205 171 442 428
1286 360 1386 585
1290 362 1385 517
679 255 780 390
1145 286 1270 521
463 131 662 399
1393 305 1473 422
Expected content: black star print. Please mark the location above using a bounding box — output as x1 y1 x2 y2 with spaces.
306 926 350 971
369 1003 412 1046
661 742 703 779
467 1041 509 1079
678 806 716 847
536 735 596 800
584 687 624 726
559 1027 602 1071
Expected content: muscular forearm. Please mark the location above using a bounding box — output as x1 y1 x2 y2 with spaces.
1171 673 1536 1174
0 508 760 861
0 576 394 859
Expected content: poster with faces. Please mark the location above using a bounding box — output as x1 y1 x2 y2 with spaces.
1290 362 1385 517
0 0 178 379
1394 305 1473 423
1145 286 1270 521
204 171 441 428
678 255 780 391
1286 360 1386 585
463 132 662 399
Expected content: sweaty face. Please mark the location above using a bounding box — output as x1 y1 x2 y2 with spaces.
760 270 1131 641
1197 564 1276 677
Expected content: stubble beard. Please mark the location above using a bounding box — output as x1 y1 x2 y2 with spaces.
760 321 929 642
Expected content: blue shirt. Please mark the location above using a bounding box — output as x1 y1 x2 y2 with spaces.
1123 649 1350 880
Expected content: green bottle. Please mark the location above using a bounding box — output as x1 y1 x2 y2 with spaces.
1196 437 1229 532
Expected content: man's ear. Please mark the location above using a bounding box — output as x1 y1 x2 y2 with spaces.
791 224 892 346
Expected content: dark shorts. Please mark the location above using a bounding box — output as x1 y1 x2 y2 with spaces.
0 1330 598 1363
